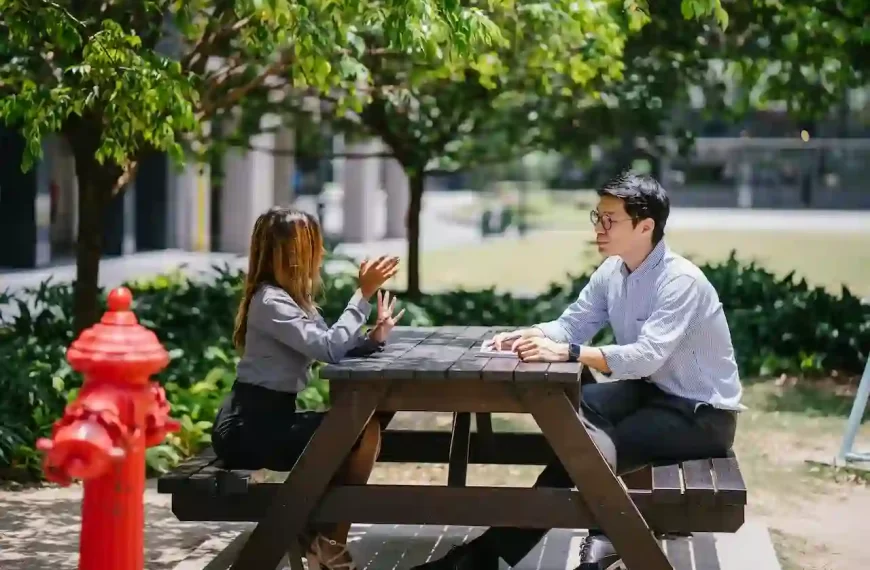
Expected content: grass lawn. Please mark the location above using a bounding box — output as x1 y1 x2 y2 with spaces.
389 229 870 297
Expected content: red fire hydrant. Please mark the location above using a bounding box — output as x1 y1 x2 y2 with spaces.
37 287 180 570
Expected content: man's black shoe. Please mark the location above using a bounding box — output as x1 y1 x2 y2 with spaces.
576 535 624 570
409 542 499 570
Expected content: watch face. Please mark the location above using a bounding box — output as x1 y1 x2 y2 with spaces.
569 344 580 360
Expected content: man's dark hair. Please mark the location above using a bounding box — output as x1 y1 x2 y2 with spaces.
597 171 670 244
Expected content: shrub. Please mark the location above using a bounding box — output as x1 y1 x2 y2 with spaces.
1 251 867 480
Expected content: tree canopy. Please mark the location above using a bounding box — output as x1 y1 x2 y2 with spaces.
0 0 503 330
274 0 728 295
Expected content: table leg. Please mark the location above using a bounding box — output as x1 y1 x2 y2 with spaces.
518 387 674 570
448 412 472 486
230 386 387 570
474 412 496 460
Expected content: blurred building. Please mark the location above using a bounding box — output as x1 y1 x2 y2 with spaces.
0 125 410 269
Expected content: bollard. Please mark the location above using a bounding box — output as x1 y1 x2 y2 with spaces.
37 287 180 570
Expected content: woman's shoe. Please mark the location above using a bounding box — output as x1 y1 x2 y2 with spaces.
305 534 357 570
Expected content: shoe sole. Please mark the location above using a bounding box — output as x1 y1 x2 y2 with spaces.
603 562 627 570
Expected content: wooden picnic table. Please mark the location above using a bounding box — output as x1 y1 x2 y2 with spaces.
225 325 682 570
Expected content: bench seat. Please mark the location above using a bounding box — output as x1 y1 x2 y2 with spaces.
157 439 747 535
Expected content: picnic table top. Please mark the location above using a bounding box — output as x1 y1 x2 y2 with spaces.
321 325 581 383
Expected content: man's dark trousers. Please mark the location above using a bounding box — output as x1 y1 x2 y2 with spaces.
473 368 738 567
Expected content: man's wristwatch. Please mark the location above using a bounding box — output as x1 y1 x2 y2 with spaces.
567 343 581 362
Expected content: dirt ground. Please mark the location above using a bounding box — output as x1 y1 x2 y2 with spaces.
1 382 868 570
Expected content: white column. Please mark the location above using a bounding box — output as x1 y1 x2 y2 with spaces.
173 159 211 251
50 136 78 254
34 137 55 265
273 127 295 206
122 180 136 255
221 129 276 253
384 158 409 239
342 138 380 242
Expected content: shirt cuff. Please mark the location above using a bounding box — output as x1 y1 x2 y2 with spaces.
348 288 373 318
598 345 634 378
533 321 570 343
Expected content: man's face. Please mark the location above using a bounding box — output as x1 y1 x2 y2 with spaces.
591 195 652 257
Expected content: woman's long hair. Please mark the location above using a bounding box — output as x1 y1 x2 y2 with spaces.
232 206 324 353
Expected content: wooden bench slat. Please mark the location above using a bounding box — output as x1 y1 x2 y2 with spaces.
691 533 722 570
664 535 693 570
682 459 717 506
170 484 746 533
711 456 748 505
651 463 683 503
155 447 217 493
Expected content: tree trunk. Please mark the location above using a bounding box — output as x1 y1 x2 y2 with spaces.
72 161 114 334
406 171 425 298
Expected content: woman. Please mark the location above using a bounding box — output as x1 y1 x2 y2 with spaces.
212 206 404 570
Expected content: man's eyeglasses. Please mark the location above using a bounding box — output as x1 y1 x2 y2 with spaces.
589 210 634 231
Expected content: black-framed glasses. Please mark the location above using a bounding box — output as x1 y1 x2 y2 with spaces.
589 210 633 231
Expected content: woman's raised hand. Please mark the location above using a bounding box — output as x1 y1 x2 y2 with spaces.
369 290 406 343
358 256 400 298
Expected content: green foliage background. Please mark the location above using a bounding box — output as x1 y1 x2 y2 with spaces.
1 250 867 480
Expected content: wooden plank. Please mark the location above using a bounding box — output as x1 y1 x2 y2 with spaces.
474 411 496 462
381 326 474 381
544 361 582 383
346 525 583 570
377 430 555 465
520 387 674 570
447 413 472 486
230 385 387 570
156 448 218 493
445 326 512 380
652 463 684 504
322 327 437 381
416 327 492 381
171 485 746 534
682 459 717 506
180 456 256 496
665 536 693 570
622 466 653 490
481 354 519 382
711 457 748 505
378 379 525 413
690 533 721 570
513 361 550 382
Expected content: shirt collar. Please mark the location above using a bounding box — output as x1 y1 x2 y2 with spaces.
620 240 667 278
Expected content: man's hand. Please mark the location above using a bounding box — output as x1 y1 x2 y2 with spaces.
485 328 544 351
514 337 570 362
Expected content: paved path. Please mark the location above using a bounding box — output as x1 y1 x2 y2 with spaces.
3 192 869 298
0 481 781 570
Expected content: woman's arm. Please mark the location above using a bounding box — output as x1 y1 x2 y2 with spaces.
252 287 373 363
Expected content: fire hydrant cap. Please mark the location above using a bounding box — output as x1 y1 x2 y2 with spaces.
67 287 169 378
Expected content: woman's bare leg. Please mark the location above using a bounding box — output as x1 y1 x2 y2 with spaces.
307 418 382 566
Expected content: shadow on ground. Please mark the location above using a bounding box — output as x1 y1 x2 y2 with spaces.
0 482 251 570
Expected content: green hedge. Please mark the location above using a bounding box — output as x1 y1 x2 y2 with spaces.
1 252 867 480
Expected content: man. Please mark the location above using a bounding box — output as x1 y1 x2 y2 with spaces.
411 172 743 570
